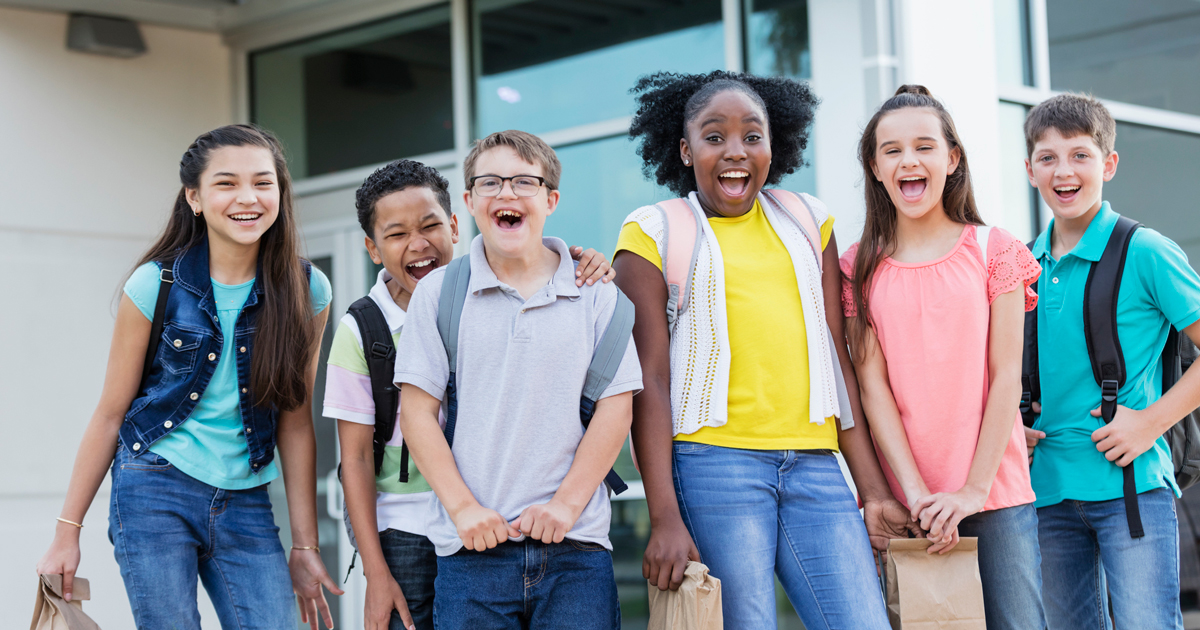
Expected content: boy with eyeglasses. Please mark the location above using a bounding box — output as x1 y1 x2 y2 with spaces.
324 157 618 630
394 130 641 630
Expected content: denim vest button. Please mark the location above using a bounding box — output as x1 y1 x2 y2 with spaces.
246 427 253 433
239 346 246 353
173 339 182 348
164 421 173 428
132 442 141 451
241 387 247 393
189 392 199 401
208 353 216 361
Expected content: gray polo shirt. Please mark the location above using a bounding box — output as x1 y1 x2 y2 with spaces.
394 235 642 556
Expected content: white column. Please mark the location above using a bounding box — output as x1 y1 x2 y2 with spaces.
808 0 868 248
895 0 1010 228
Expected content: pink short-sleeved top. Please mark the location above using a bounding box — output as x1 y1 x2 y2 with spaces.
840 225 1041 511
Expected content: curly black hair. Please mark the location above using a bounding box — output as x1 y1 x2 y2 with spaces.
355 159 452 238
629 70 819 197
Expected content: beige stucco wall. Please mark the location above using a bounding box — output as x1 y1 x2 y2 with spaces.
0 6 231 625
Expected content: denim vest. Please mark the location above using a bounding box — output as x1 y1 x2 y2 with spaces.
119 240 309 474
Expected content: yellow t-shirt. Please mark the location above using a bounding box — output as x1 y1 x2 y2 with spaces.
615 199 838 450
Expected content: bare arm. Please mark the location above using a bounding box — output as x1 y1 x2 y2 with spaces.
1092 319 1200 464
36 295 151 601
613 251 699 591
339 420 415 630
513 392 633 542
276 306 345 630
398 383 519 551
822 235 917 550
911 287 1026 551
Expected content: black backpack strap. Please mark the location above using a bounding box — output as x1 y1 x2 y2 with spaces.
347 297 401 479
1020 241 1040 427
437 256 473 450
579 290 636 495
141 261 175 391
1083 215 1143 538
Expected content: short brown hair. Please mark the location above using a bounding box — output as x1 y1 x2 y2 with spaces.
463 130 562 190
1024 93 1116 157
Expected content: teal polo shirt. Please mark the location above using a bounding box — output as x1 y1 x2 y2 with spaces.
1030 202 1200 508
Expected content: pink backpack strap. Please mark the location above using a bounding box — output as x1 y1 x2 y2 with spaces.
654 198 702 326
764 189 823 270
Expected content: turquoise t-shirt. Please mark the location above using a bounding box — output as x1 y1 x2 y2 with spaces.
124 261 332 490
1030 202 1200 508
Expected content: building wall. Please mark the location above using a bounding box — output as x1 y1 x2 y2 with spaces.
0 7 231 625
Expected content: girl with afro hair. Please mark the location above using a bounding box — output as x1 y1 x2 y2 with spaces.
612 70 909 629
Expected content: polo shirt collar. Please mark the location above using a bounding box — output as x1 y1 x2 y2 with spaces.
467 235 581 298
1034 201 1116 263
366 268 406 334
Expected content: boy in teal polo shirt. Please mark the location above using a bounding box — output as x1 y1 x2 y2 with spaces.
1023 93 1200 629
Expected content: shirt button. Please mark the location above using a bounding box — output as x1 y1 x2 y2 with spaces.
1052 277 1060 284
173 339 182 348
189 392 199 401
239 346 247 353
208 353 216 361
520 309 526 314
132 442 141 451
164 421 173 428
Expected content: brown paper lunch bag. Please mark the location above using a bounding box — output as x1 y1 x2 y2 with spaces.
647 561 723 630
885 538 986 630
30 574 102 630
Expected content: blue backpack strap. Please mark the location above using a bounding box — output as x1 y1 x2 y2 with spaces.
579 290 636 495
1082 215 1142 538
437 256 472 449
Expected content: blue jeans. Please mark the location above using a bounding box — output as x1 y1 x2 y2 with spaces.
380 528 437 630
672 443 890 630
433 538 619 630
107 442 295 630
957 503 1045 630
1038 487 1183 630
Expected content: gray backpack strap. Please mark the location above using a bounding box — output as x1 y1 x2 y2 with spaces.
436 255 472 449
437 255 472 372
582 291 636 402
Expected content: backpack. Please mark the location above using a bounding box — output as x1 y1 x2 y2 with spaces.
1021 216 1200 539
657 189 824 327
436 252 635 495
337 296 403 566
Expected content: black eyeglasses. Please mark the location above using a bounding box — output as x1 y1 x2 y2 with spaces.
469 175 547 197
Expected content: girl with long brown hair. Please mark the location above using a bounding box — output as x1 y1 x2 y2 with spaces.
37 124 342 630
842 86 1045 630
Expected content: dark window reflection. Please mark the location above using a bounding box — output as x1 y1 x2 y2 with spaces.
1048 0 1200 117
251 6 454 179
475 0 723 135
747 0 811 79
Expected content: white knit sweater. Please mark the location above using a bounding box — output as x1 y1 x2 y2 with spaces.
622 191 846 436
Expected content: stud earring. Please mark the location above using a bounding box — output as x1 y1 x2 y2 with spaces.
683 158 690 166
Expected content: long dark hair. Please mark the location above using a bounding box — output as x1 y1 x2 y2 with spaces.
848 85 984 359
136 124 316 411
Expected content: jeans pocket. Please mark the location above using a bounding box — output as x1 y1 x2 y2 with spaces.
120 451 174 471
673 441 716 455
565 539 607 552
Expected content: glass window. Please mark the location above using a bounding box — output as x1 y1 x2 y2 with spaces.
998 102 1039 241
746 0 811 79
1048 0 1200 117
1104 123 1200 265
994 0 1033 87
474 0 723 136
251 6 453 179
548 136 669 256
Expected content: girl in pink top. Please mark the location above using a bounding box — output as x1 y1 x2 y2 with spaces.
843 86 1044 630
